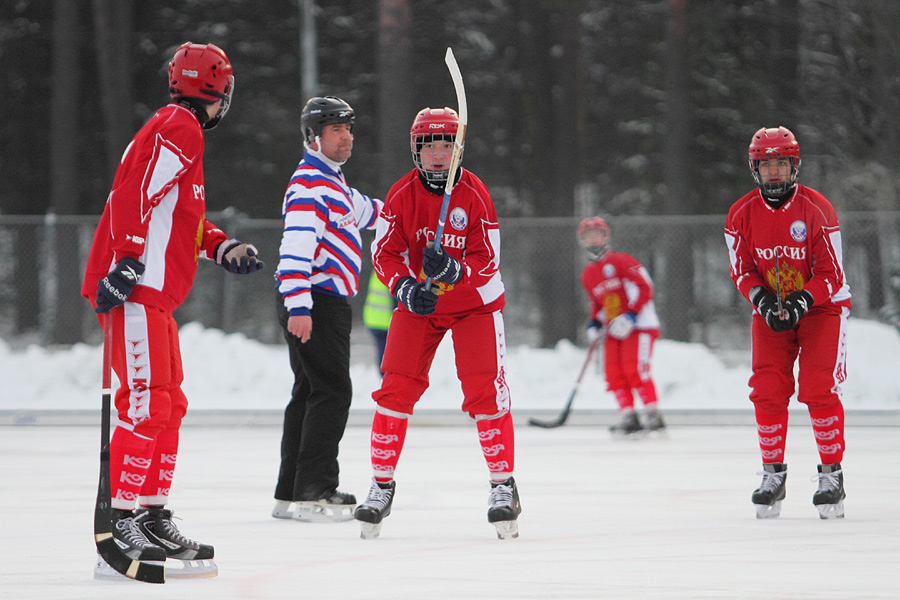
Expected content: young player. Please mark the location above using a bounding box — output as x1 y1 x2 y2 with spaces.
577 217 664 436
82 42 264 577
725 126 851 519
272 96 382 522
355 107 521 540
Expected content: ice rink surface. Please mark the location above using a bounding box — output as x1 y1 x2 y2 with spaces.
2 420 898 600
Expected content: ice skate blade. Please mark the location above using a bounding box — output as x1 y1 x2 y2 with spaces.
493 520 519 540
165 558 218 578
609 428 646 440
359 521 383 539
816 500 845 520
93 554 165 581
293 501 356 522
272 500 294 519
754 500 782 519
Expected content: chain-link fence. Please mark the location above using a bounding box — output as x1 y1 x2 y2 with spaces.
2 211 899 351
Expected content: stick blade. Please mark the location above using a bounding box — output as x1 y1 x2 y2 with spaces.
444 47 467 125
528 416 567 429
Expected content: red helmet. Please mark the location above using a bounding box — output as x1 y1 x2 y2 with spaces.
168 42 234 129
748 126 800 197
577 217 610 261
410 107 461 187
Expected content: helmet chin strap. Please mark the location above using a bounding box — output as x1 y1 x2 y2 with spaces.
307 140 347 168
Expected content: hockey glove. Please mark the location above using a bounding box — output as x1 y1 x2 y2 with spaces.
750 286 791 332
394 276 438 316
422 245 462 284
586 319 603 342
607 312 636 340
780 289 813 330
216 239 265 274
95 257 144 313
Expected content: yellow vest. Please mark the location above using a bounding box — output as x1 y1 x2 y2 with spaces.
363 270 394 331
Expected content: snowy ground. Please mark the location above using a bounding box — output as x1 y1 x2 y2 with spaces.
2 424 899 599
2 316 899 417
1 318 899 598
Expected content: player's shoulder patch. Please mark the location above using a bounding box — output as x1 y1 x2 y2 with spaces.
449 207 468 231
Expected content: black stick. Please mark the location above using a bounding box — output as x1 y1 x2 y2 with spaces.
93 312 165 584
528 337 602 429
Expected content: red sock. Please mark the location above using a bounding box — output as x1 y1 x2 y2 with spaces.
476 412 515 482
612 389 634 411
754 408 788 464
370 409 408 483
139 428 178 507
109 427 155 510
809 405 845 464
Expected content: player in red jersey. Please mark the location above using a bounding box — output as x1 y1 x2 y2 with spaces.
82 42 264 575
354 107 520 540
577 217 664 436
725 126 851 520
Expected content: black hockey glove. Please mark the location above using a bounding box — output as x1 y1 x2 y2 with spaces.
780 289 814 330
422 245 462 284
95 257 144 313
394 276 438 316
750 286 791 333
216 239 265 274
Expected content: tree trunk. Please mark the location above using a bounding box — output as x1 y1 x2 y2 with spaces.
50 0 83 345
92 0 135 181
660 0 693 342
376 0 413 193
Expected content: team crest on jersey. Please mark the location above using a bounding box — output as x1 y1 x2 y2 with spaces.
602 263 616 278
790 220 807 242
449 207 468 231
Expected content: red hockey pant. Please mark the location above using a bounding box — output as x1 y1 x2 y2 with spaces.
100 303 187 509
750 306 848 465
373 308 511 417
604 329 659 411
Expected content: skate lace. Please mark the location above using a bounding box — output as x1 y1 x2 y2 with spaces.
362 482 393 510
488 483 514 509
159 513 199 548
757 471 785 493
812 471 841 492
116 516 156 549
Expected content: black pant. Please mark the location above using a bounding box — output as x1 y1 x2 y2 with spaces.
275 291 352 501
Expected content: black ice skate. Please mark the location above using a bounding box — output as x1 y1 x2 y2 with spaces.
487 477 522 540
812 463 845 519
752 463 787 519
294 490 358 522
609 411 644 437
110 509 167 562
355 478 395 539
644 410 667 434
137 507 217 578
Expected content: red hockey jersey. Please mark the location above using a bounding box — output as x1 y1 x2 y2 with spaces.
371 169 504 316
581 251 660 330
82 103 228 312
724 184 851 309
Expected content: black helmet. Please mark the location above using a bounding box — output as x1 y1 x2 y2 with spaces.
300 96 355 145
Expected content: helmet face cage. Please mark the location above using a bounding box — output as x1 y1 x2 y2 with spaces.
577 217 610 261
410 107 460 186
748 126 801 197
301 96 355 147
168 42 234 130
